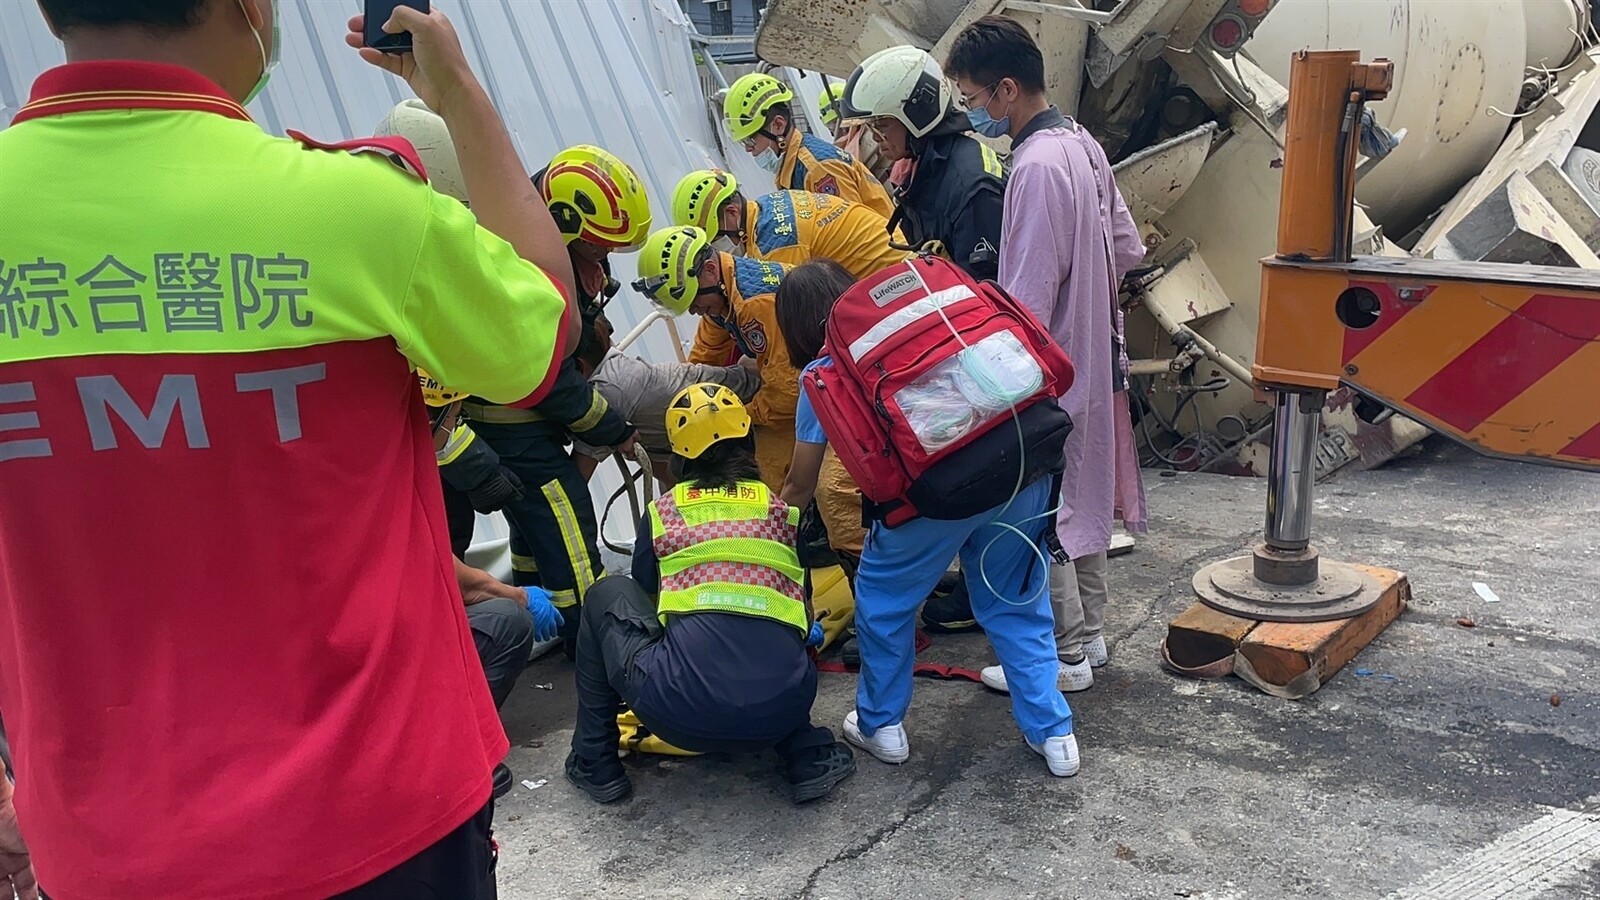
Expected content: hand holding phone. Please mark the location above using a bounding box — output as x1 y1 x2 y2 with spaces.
347 2 473 116
363 0 430 54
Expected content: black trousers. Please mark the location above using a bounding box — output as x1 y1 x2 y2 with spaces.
333 801 497 899
44 803 498 900
469 423 602 617
443 481 477 560
570 576 834 763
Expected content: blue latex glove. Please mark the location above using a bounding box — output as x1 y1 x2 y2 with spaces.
525 587 563 643
807 620 825 649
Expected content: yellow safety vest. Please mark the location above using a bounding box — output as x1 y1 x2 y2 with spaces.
648 481 808 636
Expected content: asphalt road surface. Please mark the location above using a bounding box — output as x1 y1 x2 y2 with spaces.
491 440 1600 899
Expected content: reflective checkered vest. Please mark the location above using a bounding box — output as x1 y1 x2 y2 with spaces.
647 480 809 636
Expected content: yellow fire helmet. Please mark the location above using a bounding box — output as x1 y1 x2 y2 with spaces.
373 99 467 204
418 369 466 408
818 81 846 127
539 145 653 251
632 226 713 316
671 169 739 234
666 382 752 460
724 72 795 142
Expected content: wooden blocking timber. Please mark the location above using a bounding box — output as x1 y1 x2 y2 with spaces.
1237 565 1410 690
1164 604 1257 674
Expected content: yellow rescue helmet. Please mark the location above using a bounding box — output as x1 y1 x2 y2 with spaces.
632 226 713 315
539 145 653 251
724 72 794 142
373 99 467 203
418 369 466 408
671 169 740 233
818 81 846 127
666 382 752 460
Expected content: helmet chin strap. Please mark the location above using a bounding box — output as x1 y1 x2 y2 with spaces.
760 116 789 150
719 202 748 243
429 403 453 435
698 283 730 323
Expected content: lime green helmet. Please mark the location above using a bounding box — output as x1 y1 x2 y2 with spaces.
818 81 846 127
724 72 794 142
672 169 740 233
631 226 713 315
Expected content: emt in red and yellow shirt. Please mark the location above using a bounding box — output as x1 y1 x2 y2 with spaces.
0 3 573 898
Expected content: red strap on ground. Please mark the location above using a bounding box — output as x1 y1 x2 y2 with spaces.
814 629 985 684
814 659 985 684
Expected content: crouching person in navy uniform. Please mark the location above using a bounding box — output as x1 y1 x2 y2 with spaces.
565 384 856 806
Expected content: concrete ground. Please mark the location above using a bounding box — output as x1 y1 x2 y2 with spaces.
492 440 1600 899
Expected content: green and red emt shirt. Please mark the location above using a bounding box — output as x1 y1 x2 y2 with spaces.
0 61 571 898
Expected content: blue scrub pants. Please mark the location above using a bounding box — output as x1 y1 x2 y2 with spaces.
852 478 1074 745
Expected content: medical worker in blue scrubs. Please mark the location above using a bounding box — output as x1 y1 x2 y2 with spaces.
774 259 1081 777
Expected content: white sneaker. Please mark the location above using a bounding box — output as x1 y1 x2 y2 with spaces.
843 710 910 764
1060 658 1094 692
1084 635 1109 668
1028 733 1081 777
980 659 1095 694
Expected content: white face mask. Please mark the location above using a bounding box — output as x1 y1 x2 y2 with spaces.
754 147 781 173
239 0 281 105
711 235 743 256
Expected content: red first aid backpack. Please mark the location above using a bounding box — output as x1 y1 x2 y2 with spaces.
802 255 1075 527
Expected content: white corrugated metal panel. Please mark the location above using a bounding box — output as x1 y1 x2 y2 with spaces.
0 0 740 368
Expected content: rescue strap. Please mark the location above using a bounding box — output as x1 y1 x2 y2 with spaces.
813 629 986 685
1160 637 1323 700
462 402 545 424
600 445 654 555
1158 636 1234 680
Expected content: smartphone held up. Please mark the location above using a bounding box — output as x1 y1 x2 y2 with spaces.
364 0 430 54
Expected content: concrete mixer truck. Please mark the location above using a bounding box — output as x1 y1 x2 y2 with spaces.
748 0 1597 477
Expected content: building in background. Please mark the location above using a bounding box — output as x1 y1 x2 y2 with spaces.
681 0 765 62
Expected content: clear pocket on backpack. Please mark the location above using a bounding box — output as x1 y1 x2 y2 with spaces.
894 330 1044 454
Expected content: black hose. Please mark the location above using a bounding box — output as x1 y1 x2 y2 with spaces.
1332 96 1360 261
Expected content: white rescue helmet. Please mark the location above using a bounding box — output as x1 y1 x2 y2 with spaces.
373 99 468 204
840 46 951 140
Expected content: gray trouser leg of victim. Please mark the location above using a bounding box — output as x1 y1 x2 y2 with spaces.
466 598 537 709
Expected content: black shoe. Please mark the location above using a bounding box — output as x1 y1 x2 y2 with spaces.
565 750 632 804
785 741 856 804
492 762 514 800
839 635 860 668
920 578 980 634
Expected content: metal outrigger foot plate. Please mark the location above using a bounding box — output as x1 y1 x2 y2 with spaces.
1193 556 1386 623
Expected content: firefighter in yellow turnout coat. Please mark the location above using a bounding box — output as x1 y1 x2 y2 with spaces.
724 72 896 221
